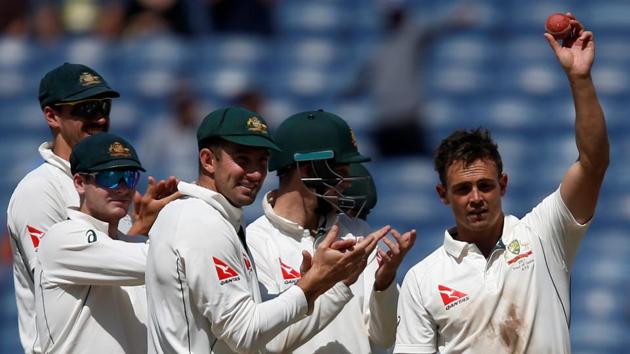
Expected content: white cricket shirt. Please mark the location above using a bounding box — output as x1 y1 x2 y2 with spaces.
7 142 78 354
147 182 352 354
395 189 589 354
246 191 399 354
34 208 149 354
6 142 137 354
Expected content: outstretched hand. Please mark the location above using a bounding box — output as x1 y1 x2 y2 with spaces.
374 228 416 291
544 13 594 78
128 176 181 236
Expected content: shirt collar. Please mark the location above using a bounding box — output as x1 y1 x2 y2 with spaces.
66 207 110 234
443 214 520 258
177 181 243 232
39 141 71 177
262 191 339 240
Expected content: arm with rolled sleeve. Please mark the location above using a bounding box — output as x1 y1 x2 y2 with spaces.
394 269 437 354
38 222 147 286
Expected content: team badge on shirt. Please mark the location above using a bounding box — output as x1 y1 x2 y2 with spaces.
213 257 241 284
27 225 44 248
504 239 534 271
438 285 470 310
279 259 301 284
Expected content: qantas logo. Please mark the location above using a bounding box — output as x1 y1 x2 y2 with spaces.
438 285 470 309
243 253 252 271
27 225 44 248
279 259 301 283
213 257 240 284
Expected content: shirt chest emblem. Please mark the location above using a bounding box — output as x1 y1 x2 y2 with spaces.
279 258 301 284
438 284 470 310
504 239 534 270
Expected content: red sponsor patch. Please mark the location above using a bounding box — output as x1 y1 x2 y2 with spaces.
279 259 301 280
213 257 239 281
438 285 468 306
243 253 252 271
27 225 44 248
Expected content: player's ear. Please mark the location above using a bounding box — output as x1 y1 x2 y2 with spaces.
199 148 216 175
43 106 61 129
499 173 508 196
436 183 449 204
74 173 87 195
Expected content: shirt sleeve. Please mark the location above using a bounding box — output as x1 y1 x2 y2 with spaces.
521 187 590 270
394 269 437 354
179 219 310 353
7 177 68 273
364 250 400 348
38 222 147 286
264 282 354 353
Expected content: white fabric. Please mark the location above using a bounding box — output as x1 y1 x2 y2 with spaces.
394 188 589 354
7 142 78 354
34 208 149 354
6 142 139 354
245 191 399 354
147 181 347 354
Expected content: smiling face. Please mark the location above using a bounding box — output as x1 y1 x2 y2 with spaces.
437 159 507 238
209 141 269 208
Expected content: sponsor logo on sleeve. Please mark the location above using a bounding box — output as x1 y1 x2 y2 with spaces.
213 257 240 285
243 253 252 272
27 225 44 248
438 284 470 310
279 259 301 284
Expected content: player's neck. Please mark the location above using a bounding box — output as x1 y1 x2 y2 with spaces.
52 134 72 161
455 214 504 258
273 188 320 231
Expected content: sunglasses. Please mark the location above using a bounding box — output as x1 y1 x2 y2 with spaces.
83 170 140 189
56 98 112 119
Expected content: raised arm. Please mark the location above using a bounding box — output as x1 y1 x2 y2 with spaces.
545 14 609 224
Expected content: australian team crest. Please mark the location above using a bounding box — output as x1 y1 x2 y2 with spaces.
109 142 131 157
79 72 102 86
247 116 268 133
505 238 534 270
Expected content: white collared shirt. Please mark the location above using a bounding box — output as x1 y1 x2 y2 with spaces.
395 188 589 354
146 182 318 354
34 208 149 354
246 191 399 354
7 142 137 354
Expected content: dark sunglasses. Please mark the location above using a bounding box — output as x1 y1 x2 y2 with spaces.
83 170 140 189
56 99 112 119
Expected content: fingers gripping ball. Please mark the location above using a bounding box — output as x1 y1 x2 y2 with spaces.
545 13 572 39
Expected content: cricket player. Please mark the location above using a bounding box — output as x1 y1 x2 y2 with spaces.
246 110 416 353
34 133 171 353
146 107 388 354
7 62 177 354
394 16 608 353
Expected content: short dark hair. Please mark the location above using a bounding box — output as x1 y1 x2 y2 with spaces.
433 128 503 185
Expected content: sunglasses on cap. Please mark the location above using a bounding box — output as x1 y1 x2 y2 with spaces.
55 98 112 119
83 170 140 189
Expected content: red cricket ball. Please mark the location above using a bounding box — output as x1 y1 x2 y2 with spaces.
545 13 572 39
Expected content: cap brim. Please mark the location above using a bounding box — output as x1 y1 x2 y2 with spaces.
339 153 371 164
88 159 146 172
222 135 281 151
61 86 120 103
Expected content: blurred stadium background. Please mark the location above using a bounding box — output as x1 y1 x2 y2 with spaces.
1 0 628 353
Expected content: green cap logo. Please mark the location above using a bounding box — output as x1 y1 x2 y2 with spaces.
79 72 102 87
108 142 132 158
247 116 268 134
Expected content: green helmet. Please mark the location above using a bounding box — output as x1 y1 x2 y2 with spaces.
269 110 370 171
344 163 378 219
